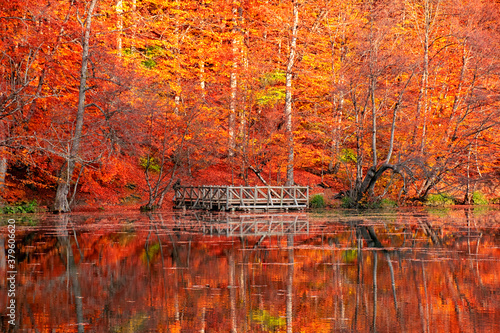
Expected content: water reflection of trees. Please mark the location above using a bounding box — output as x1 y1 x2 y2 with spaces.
57 215 85 333
5 210 500 332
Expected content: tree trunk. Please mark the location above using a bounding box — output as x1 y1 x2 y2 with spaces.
53 0 99 213
116 0 123 55
228 0 239 158
285 0 298 186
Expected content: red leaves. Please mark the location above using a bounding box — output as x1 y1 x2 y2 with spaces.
1 0 499 207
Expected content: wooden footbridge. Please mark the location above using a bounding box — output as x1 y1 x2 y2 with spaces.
173 185 309 211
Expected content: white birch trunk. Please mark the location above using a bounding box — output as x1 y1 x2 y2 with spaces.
53 0 98 212
285 0 298 186
116 0 123 55
229 0 239 158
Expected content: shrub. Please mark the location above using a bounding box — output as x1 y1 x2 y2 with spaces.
340 196 356 208
380 198 398 208
2 200 38 214
425 193 456 206
310 194 326 209
472 191 488 205
338 195 397 209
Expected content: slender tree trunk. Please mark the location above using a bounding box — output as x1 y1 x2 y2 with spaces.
239 5 248 156
200 60 206 99
413 0 441 152
229 0 242 160
328 14 346 174
368 5 378 174
131 0 137 53
353 92 365 197
53 0 99 213
228 0 239 184
285 0 298 186
370 74 378 168
116 0 123 55
173 0 182 115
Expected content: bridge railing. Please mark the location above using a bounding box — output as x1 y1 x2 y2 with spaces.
173 185 309 211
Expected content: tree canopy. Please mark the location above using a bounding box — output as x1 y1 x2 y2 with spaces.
1 0 499 210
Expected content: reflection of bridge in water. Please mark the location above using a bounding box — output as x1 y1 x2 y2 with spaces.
172 213 309 237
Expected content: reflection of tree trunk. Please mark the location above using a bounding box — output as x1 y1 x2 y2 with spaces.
155 214 173 328
200 305 207 333
421 262 431 332
419 218 441 245
475 233 483 286
168 234 181 323
385 252 403 329
57 215 85 333
229 253 237 333
387 257 397 306
356 223 404 331
333 243 347 330
356 224 383 248
372 250 377 333
155 213 173 331
239 237 248 332
446 258 477 329
144 221 155 309
287 234 294 333
445 268 463 326
352 231 363 332
412 263 427 332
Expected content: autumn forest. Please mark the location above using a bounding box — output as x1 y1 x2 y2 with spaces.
1 0 500 212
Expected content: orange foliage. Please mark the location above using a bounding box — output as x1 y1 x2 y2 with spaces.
0 0 499 208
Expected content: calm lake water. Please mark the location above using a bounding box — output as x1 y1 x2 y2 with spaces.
1 208 499 332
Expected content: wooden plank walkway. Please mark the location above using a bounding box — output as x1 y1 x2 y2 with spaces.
173 185 309 211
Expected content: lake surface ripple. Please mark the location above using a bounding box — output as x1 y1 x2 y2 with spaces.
1 208 499 332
